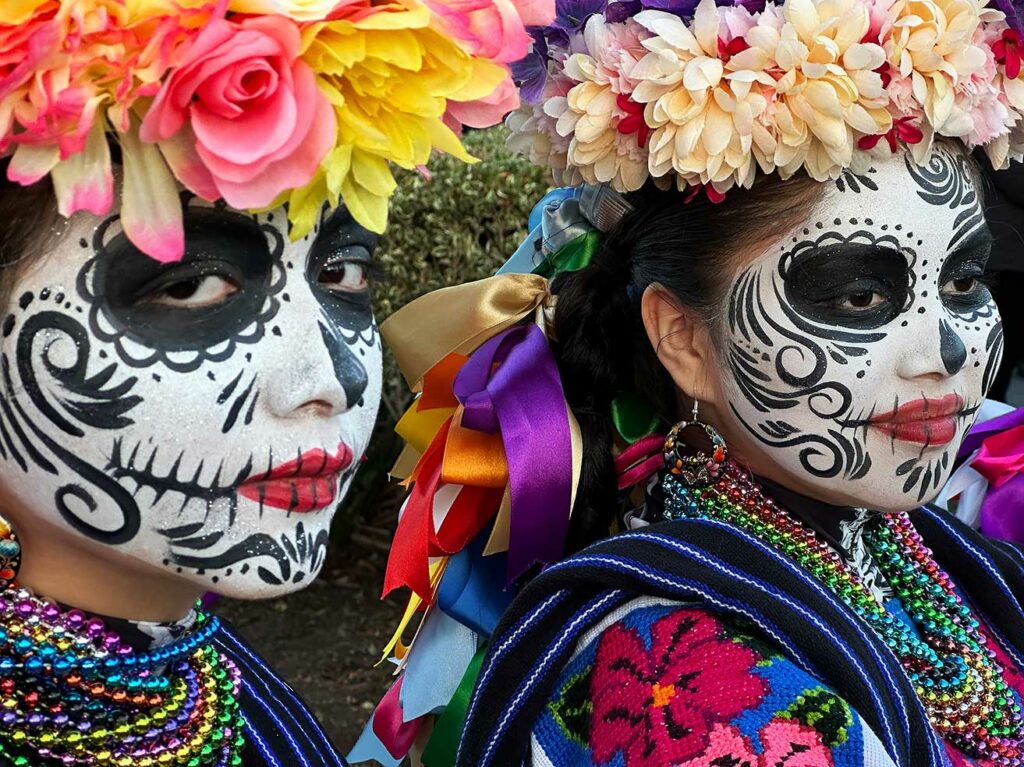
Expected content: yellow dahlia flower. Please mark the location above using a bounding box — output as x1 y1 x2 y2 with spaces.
286 0 505 236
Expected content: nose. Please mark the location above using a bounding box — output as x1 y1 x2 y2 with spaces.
896 317 967 380
265 316 368 420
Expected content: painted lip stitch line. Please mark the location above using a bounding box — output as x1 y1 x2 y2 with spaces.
868 394 967 446
238 444 353 513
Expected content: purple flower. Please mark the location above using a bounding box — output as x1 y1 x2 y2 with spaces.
554 0 608 32
606 0 764 21
992 0 1024 34
511 28 549 104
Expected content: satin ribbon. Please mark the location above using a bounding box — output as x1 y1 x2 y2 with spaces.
958 407 1024 544
420 645 487 767
454 324 574 579
610 392 661 444
372 675 425 761
615 433 666 491
958 406 1024 544
381 273 549 391
437 526 516 637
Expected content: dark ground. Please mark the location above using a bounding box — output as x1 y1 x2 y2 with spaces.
216 538 404 756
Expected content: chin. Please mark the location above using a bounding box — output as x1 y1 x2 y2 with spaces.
206 567 327 601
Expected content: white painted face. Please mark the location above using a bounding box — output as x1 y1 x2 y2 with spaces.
719 145 1003 512
0 196 382 598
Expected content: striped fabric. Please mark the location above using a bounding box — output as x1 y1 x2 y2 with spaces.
457 508 1024 767
214 622 348 767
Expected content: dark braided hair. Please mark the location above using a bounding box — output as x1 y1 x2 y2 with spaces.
551 177 823 551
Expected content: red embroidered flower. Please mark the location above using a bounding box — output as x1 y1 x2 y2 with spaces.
589 610 768 766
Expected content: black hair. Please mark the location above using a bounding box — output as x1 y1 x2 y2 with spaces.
0 159 65 309
550 177 823 552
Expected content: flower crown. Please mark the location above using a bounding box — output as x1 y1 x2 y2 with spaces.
506 0 1024 198
0 0 554 262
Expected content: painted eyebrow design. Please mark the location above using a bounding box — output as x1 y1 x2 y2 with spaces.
945 226 994 263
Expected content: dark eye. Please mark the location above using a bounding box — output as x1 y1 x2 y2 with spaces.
831 290 887 311
942 276 979 295
143 275 240 308
319 261 368 293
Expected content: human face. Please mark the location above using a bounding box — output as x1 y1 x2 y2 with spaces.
0 196 382 598
719 145 1002 511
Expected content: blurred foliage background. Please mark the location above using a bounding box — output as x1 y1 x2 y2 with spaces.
333 126 550 543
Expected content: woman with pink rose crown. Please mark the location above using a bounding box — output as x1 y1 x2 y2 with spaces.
0 0 551 764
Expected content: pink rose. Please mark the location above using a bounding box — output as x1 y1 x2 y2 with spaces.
140 15 336 210
445 74 520 131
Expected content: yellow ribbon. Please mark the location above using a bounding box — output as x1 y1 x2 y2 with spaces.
382 273 550 390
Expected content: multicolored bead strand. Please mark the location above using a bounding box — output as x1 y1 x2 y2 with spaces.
0 589 245 766
663 461 1024 765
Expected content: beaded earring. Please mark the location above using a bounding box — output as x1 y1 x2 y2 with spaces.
0 513 20 592
662 399 729 488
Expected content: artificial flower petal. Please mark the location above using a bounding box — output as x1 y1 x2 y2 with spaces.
119 126 185 263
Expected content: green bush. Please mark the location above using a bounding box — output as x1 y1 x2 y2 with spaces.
337 126 551 530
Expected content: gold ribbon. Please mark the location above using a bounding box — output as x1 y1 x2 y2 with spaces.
382 273 549 390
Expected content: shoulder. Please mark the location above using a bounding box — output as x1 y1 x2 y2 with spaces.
530 597 893 767
213 618 347 767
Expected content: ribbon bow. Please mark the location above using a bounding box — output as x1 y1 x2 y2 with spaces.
381 274 582 601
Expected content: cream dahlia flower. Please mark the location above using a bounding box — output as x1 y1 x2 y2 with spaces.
631 0 777 192
881 0 993 133
750 0 892 180
548 16 651 191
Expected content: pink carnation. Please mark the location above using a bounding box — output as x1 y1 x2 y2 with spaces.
425 0 555 64
140 15 336 210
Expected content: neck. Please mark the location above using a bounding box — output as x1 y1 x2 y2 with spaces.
15 520 203 623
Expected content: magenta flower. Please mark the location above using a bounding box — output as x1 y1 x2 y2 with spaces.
589 610 768 766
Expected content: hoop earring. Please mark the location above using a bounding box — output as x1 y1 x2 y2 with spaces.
0 514 20 592
662 399 729 488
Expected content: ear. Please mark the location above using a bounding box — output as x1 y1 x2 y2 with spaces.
640 284 720 407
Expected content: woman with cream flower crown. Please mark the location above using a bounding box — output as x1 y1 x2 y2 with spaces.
349 0 1024 764
0 0 549 765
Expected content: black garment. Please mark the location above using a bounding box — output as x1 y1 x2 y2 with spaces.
457 505 1024 767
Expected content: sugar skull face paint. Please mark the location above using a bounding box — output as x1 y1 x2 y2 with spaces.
0 196 382 598
720 145 1002 512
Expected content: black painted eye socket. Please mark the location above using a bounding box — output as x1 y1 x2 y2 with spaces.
92 207 278 352
783 245 909 329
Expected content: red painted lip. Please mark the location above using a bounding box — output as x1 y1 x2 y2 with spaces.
868 394 965 446
238 444 353 513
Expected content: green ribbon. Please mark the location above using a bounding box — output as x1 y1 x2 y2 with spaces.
533 229 602 278
421 644 487 766
611 391 660 444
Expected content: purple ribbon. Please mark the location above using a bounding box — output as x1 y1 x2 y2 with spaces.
957 406 1024 544
453 324 573 580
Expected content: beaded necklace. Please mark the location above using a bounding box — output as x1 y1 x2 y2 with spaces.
0 588 245 767
663 461 1024 766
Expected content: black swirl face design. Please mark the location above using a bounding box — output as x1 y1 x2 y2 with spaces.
0 198 383 598
720 145 1002 512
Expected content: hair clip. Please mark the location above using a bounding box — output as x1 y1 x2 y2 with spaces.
579 184 634 233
